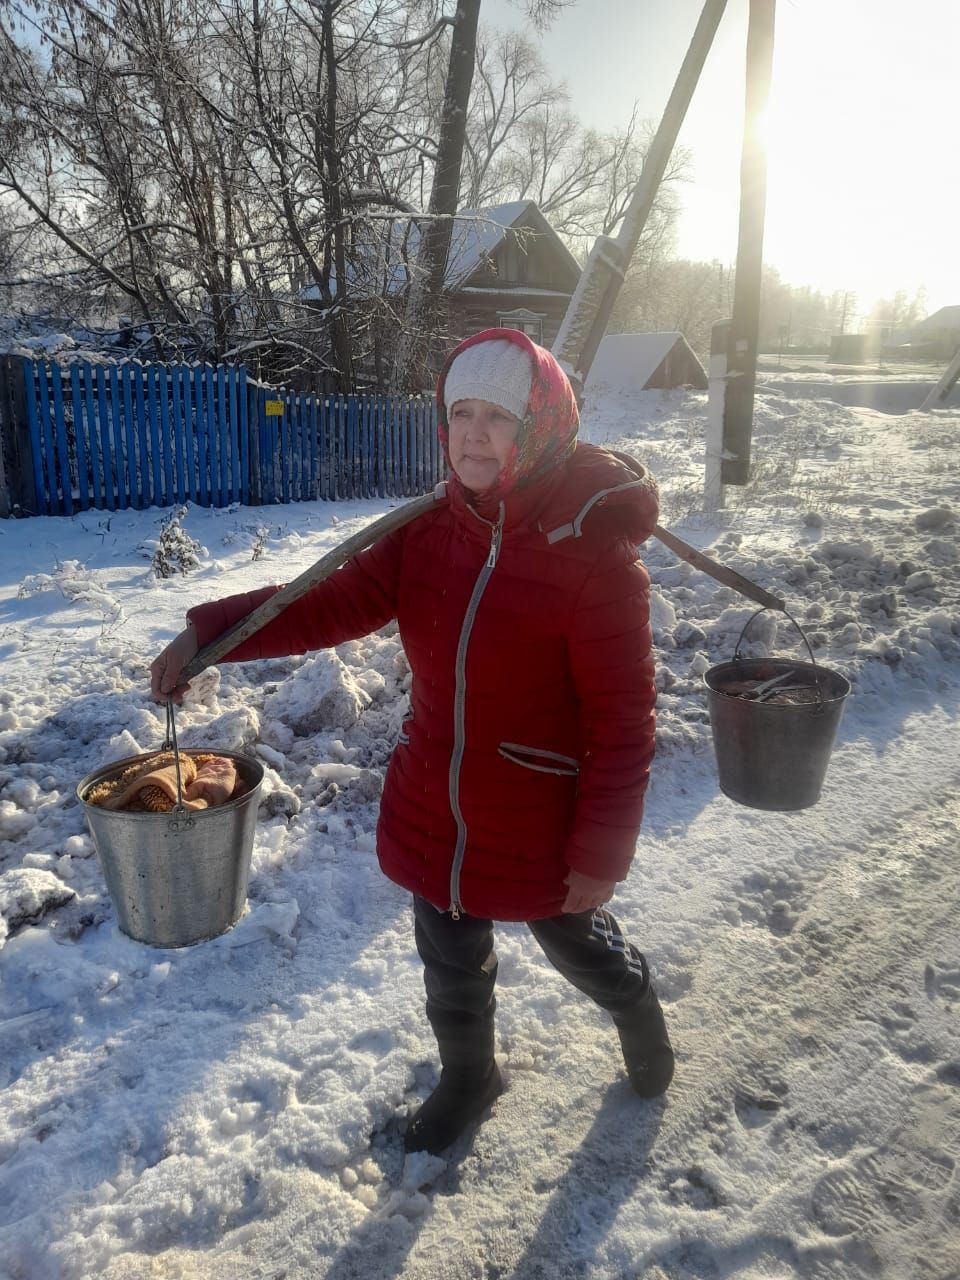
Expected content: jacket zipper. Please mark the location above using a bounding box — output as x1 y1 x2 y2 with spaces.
448 505 504 919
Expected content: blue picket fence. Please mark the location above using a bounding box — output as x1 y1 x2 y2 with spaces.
18 358 442 516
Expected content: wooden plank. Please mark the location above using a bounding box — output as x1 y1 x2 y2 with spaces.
349 396 361 499
367 396 376 498
204 365 219 507
319 398 330 502
288 394 298 501
23 361 49 515
259 386 274 505
36 364 60 514
145 365 162 506
400 396 410 496
227 367 240 503
297 394 308 501
50 364 73 515
371 396 381 498
238 367 250 505
286 392 296 501
107 366 127 508
133 363 151 507
308 391 318 500
416 400 425 494
95 366 116 510
192 367 209 506
69 365 90 511
121 365 140 508
171 367 189 503
337 395 345 500
181 366 197 503
82 364 103 510
154 365 174 507
302 394 312 501
358 396 368 498
385 397 395 497
216 366 229 503
280 391 291 502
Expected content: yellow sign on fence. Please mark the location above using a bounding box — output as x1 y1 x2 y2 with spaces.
264 400 284 416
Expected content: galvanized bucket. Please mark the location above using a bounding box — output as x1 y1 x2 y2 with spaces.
78 708 264 946
704 609 850 811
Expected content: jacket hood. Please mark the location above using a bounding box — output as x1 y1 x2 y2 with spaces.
536 443 660 547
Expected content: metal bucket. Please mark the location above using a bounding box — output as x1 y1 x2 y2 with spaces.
703 610 850 811
78 748 264 947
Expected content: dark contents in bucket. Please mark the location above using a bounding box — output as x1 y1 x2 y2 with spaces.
717 674 824 706
85 751 249 813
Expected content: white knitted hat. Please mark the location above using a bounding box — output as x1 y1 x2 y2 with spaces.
443 338 533 421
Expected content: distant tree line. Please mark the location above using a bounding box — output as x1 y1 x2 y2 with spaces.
609 258 929 362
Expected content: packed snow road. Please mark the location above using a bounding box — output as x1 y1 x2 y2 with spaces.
303 701 960 1280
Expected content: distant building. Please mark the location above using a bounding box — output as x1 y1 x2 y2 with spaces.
442 201 582 350
910 306 960 360
585 333 708 393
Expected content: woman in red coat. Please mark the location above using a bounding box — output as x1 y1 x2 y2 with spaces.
151 329 674 1154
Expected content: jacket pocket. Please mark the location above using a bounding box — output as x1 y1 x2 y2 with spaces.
498 741 579 778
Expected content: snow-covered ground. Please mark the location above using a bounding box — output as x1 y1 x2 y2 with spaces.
1 380 959 1280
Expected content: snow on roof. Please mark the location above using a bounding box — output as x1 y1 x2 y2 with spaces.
915 305 960 330
444 201 536 286
585 332 697 390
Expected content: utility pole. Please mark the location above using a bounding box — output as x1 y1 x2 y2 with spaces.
840 291 851 334
714 0 777 491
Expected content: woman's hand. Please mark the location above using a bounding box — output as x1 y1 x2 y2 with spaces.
150 623 200 704
562 868 617 913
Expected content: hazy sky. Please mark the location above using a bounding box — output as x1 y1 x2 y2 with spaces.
484 0 959 318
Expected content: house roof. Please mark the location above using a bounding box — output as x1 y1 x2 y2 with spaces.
300 201 579 300
444 201 581 288
585 332 707 390
914 306 960 331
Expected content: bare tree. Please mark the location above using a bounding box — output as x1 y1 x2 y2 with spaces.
390 0 481 391
460 33 687 251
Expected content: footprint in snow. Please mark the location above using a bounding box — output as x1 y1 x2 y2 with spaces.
733 1068 788 1129
811 1141 956 1238
924 963 960 1002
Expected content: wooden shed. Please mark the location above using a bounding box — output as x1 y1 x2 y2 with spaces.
585 333 708 392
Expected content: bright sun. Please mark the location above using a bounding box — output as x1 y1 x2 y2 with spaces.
757 0 957 311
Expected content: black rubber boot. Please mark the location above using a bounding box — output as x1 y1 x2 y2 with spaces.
403 1060 504 1155
614 984 675 1098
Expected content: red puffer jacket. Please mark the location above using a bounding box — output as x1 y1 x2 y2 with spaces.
188 441 658 921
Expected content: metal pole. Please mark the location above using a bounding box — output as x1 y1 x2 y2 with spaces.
704 320 731 510
720 0 777 486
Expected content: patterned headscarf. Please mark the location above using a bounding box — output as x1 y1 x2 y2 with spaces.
437 328 579 503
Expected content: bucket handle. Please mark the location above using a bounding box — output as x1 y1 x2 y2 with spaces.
162 698 196 831
734 606 827 707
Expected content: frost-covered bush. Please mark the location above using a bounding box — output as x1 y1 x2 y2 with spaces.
150 507 201 579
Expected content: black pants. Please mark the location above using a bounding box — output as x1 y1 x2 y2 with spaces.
413 895 651 1075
